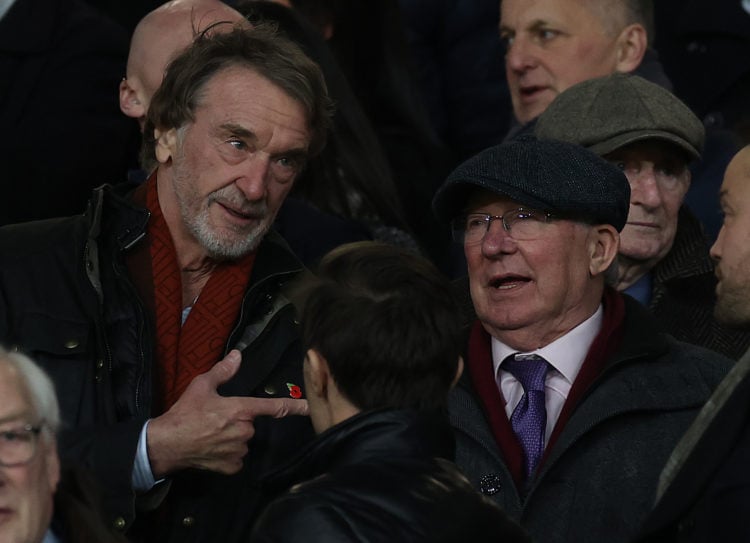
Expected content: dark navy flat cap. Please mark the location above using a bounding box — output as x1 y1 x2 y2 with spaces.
432 135 631 232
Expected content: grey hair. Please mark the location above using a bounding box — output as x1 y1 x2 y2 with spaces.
1 348 60 437
585 0 654 45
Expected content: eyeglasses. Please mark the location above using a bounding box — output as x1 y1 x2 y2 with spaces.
452 208 555 244
0 423 44 467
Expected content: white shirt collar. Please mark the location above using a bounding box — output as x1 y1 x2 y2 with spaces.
491 304 604 385
0 0 17 21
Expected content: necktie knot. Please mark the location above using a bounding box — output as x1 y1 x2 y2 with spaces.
502 353 549 393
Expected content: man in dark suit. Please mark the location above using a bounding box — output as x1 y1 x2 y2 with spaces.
432 135 732 543
635 144 750 542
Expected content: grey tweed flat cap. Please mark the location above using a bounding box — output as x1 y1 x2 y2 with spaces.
534 72 705 160
432 135 631 231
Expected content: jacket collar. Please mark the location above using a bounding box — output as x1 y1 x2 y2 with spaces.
86 183 151 252
262 409 455 494
536 296 713 483
653 206 713 284
87 182 303 275
452 294 710 484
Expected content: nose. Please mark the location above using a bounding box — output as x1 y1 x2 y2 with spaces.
481 218 517 257
505 35 536 74
628 165 663 209
710 225 724 262
235 155 270 202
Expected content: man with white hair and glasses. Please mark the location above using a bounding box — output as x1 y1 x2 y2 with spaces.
0 348 125 543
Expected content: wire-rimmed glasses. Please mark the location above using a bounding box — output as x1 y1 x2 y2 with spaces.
0 422 44 467
452 208 556 244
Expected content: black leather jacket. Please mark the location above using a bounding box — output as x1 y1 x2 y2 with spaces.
251 409 530 543
0 184 315 543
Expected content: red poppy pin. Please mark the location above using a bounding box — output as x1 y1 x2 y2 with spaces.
286 383 302 399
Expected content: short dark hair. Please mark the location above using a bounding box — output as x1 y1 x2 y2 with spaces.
292 242 462 412
588 0 654 44
142 23 332 166
622 0 654 42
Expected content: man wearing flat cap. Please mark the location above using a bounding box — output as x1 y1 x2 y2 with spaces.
433 136 732 543
535 72 750 360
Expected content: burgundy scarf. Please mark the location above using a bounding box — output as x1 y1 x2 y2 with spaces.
142 174 256 412
465 288 625 488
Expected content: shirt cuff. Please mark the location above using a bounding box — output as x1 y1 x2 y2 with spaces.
132 420 164 493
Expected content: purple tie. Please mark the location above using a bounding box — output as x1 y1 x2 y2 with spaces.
503 353 549 479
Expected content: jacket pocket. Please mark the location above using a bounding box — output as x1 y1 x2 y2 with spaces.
10 312 95 427
13 312 90 356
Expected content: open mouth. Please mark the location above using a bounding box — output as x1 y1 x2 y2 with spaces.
519 85 546 100
490 275 530 290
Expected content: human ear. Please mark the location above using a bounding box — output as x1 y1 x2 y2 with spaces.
614 24 647 73
305 348 329 399
680 169 693 196
588 224 620 276
119 78 146 120
154 128 178 165
45 436 61 492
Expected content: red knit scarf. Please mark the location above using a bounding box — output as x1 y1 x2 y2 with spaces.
465 287 625 488
145 175 256 412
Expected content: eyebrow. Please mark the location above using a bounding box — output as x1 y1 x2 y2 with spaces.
501 17 552 31
219 122 257 142
219 122 309 160
528 19 555 33
718 188 730 206
0 411 31 425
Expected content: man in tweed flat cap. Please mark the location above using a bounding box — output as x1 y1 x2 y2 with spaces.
432 135 732 543
535 73 750 360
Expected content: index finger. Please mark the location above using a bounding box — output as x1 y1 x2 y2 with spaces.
234 397 310 420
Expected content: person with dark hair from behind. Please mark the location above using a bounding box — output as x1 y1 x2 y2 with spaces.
0 347 129 543
250 242 531 543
